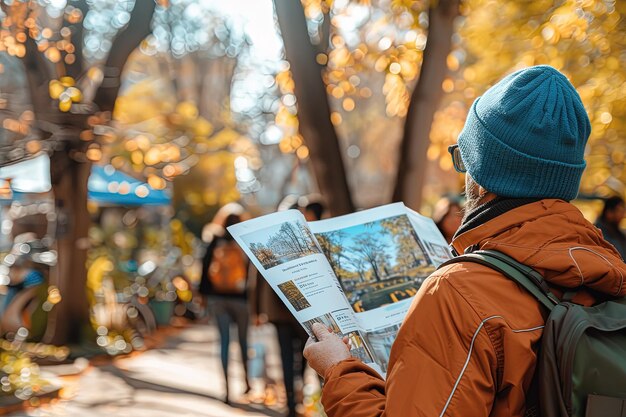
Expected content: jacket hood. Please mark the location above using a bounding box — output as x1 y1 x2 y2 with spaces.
452 199 626 299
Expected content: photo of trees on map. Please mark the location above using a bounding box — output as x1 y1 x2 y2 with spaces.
241 220 321 269
315 214 435 313
277 280 311 311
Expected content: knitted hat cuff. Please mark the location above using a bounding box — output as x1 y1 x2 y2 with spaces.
458 99 586 201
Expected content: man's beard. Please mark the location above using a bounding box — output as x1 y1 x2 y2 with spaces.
463 175 483 223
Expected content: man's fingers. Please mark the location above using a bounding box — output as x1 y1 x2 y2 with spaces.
304 337 315 349
302 325 353 377
311 322 333 341
303 337 315 360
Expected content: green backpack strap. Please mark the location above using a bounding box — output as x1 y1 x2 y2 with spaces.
440 249 559 311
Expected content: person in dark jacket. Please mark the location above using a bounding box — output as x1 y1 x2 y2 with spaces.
595 196 626 260
200 204 252 403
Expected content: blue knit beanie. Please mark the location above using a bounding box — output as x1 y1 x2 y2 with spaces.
457 65 591 201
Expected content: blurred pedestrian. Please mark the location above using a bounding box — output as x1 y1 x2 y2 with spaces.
595 196 626 260
0 238 47 336
250 194 325 417
0 256 45 315
200 203 252 403
432 196 463 243
297 194 326 222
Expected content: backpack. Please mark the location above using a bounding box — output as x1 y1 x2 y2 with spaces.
208 239 248 294
440 249 626 417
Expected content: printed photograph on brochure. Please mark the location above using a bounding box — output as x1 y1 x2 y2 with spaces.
241 220 321 269
315 214 436 313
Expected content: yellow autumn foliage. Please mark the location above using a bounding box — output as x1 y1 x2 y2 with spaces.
431 0 626 198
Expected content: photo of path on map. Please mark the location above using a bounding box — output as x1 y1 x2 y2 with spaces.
315 214 435 313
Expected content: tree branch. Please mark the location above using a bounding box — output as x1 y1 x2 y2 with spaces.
22 36 57 120
318 11 331 54
65 0 89 79
93 0 157 111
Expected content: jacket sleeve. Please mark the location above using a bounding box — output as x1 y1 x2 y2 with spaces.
321 271 498 417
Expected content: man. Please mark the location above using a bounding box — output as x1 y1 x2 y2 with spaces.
594 196 626 260
303 65 626 417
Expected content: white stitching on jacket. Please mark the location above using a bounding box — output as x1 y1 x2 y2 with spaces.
439 315 502 417
511 325 544 333
568 246 624 295
439 317 545 416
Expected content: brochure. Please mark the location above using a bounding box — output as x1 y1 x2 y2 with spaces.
227 202 451 377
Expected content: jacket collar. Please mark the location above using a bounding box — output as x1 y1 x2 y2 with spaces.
452 199 564 255
453 197 540 243
451 199 626 299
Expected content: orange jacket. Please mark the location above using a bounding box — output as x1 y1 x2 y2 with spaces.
321 199 626 417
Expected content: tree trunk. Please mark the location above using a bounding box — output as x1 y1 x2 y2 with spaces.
65 0 89 79
44 152 91 344
43 1 156 346
371 262 381 281
392 0 460 210
8 0 156 346
274 0 354 215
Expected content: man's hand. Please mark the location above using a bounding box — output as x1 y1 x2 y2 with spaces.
303 323 352 377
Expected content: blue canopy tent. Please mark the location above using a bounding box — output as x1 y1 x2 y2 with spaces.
0 154 52 205
88 165 171 206
0 190 25 205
